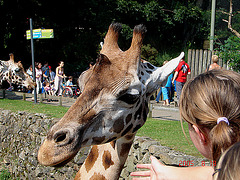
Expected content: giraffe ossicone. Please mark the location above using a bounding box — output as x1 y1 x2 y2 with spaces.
38 23 184 179
0 53 36 89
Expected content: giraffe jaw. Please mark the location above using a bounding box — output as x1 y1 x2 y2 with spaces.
37 139 80 166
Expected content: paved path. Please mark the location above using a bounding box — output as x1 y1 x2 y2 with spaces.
152 106 180 121
0 90 180 121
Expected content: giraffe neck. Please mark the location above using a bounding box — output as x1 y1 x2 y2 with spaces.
75 134 135 180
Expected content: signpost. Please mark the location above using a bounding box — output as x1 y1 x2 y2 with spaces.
26 29 54 40
27 19 54 103
29 18 37 104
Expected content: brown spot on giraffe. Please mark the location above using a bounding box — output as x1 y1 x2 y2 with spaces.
102 150 114 170
121 124 133 136
85 145 99 173
125 134 135 140
90 173 107 180
92 136 106 144
120 142 132 157
132 124 142 133
125 113 132 125
110 117 124 133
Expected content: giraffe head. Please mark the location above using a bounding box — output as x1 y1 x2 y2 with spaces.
38 23 183 166
0 53 36 89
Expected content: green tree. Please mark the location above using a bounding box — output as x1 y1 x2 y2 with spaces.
0 0 212 74
214 0 240 71
216 36 240 71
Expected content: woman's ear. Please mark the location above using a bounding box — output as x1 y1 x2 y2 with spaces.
192 125 207 144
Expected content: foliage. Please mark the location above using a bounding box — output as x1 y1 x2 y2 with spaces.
215 36 240 71
141 44 158 66
0 168 11 180
0 0 214 74
155 52 173 66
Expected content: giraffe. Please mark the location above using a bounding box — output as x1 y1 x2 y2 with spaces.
38 23 184 179
0 53 36 89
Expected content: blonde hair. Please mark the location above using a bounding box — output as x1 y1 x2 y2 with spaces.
212 55 219 63
213 141 240 180
180 69 240 161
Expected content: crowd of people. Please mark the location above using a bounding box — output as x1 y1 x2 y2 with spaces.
26 61 76 98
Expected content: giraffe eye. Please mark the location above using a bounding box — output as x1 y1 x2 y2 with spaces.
118 93 139 104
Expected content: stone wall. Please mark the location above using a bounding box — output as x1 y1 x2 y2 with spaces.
0 109 208 179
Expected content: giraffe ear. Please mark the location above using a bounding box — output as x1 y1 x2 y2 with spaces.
156 52 184 84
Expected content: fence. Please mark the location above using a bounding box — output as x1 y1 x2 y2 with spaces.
187 49 229 79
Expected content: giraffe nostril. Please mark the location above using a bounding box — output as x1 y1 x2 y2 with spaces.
53 130 71 146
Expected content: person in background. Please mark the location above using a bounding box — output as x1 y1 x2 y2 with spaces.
42 62 50 81
206 55 222 71
33 62 47 95
155 61 173 106
49 66 55 85
26 65 33 79
44 81 54 96
171 56 190 104
66 76 74 86
54 61 66 96
131 69 240 180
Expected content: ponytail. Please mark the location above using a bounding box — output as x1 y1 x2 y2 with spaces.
210 120 236 161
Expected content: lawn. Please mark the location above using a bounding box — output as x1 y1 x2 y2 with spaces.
0 99 69 118
0 98 201 157
137 118 202 157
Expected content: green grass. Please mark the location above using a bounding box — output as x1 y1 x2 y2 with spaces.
137 118 202 157
0 99 69 118
0 99 202 157
0 168 11 180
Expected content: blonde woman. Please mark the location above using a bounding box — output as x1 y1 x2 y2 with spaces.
131 69 240 180
54 61 66 96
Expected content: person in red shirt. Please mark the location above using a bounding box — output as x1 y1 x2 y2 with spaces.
171 56 191 103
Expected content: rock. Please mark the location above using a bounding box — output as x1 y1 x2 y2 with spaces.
35 167 44 177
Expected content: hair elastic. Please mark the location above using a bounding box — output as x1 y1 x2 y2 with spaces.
217 117 229 125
